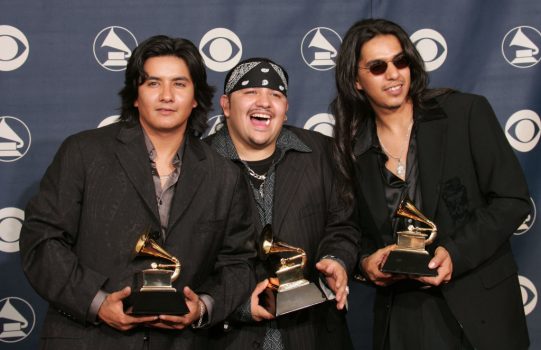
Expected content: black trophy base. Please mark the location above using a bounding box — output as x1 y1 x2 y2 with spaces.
261 282 327 317
381 250 438 276
130 290 188 315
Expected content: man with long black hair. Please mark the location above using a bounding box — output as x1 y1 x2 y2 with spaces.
332 18 530 350
20 35 256 349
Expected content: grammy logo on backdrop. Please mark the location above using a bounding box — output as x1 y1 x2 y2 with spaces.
381 197 438 276
259 225 326 316
130 230 188 315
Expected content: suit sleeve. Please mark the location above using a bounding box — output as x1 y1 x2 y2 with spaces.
19 136 108 324
440 95 531 277
196 169 257 325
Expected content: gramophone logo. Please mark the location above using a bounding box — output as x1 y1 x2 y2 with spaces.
203 114 225 137
0 116 31 162
505 109 540 152
97 115 120 128
0 297 36 343
304 113 335 137
199 28 242 72
93 26 137 71
502 26 541 68
0 25 29 71
301 27 342 71
519 275 538 316
410 28 447 72
0 207 24 253
515 197 536 236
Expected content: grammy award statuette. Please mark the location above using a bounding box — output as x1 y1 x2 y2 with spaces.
259 225 326 316
129 230 188 315
381 197 438 276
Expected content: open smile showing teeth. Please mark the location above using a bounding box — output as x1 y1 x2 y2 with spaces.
250 113 271 126
385 84 402 92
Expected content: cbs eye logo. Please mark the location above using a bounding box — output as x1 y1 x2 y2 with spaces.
515 197 536 235
199 28 242 72
410 28 447 72
0 207 24 253
203 114 225 137
304 113 335 137
0 25 29 71
505 109 540 152
519 275 538 315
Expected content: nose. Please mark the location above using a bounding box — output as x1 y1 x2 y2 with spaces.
255 90 271 107
160 84 174 102
385 62 400 80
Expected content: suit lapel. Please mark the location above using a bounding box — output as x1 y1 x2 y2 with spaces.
273 152 305 235
115 124 160 224
356 152 390 234
417 107 448 219
167 136 207 233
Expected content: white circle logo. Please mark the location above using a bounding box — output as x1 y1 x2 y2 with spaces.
502 26 541 68
0 207 24 253
515 197 536 235
519 275 538 316
0 116 31 162
203 114 225 137
199 28 242 72
410 28 447 72
301 27 342 71
93 26 137 72
304 113 335 137
97 115 120 128
0 297 36 343
505 109 540 152
0 25 29 71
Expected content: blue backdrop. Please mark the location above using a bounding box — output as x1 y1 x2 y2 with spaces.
1 1 540 348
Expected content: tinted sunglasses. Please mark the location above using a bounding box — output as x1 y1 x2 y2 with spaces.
359 54 410 75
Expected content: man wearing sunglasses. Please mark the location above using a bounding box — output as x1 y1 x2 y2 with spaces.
331 19 530 350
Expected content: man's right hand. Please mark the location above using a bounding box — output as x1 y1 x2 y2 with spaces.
97 286 158 331
250 279 275 322
361 245 405 287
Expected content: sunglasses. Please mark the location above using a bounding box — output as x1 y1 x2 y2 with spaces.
359 54 410 75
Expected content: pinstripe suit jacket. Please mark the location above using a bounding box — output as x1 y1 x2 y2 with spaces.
207 125 360 350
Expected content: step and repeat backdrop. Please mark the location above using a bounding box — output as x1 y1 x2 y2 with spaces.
1 0 540 348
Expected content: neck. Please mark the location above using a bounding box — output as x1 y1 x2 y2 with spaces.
143 127 184 164
375 102 414 135
235 143 276 161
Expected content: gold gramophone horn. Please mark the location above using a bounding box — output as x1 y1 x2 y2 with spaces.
396 197 437 245
133 230 181 282
260 224 307 268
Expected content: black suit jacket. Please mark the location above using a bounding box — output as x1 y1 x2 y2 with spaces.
20 122 256 350
207 126 360 350
354 92 530 350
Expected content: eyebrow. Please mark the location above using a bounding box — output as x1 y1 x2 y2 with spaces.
365 51 404 65
145 76 191 82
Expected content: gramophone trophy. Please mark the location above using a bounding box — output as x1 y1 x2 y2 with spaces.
259 225 326 316
129 230 188 315
381 197 438 276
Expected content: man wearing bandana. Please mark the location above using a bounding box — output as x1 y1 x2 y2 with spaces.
206 57 359 350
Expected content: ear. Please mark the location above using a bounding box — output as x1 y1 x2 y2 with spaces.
220 95 230 118
192 100 198 108
355 79 363 91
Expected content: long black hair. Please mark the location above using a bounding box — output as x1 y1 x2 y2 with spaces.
331 18 449 204
119 35 215 136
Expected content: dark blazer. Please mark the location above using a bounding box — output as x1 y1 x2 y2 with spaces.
207 126 360 350
354 92 530 350
20 122 256 350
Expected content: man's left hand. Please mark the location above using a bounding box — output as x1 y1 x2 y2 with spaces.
149 286 202 330
415 246 453 286
316 258 348 310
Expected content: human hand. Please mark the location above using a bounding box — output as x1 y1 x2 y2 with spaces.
316 258 348 310
250 279 275 322
97 287 158 331
361 245 405 286
415 246 453 286
151 286 202 330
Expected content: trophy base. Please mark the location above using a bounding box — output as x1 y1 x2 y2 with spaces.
381 250 437 276
261 282 327 316
129 290 188 315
